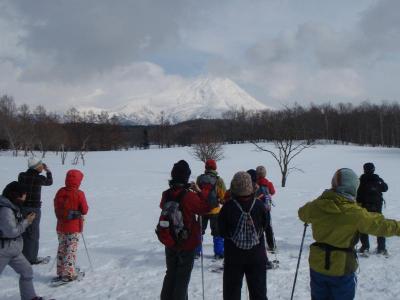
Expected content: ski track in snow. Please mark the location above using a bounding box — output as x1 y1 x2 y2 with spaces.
0 143 400 299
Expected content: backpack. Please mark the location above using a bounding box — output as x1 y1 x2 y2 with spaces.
156 189 189 248
54 189 81 221
197 173 219 209
230 199 260 250
257 185 272 210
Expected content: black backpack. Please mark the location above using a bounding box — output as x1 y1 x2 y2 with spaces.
156 189 189 248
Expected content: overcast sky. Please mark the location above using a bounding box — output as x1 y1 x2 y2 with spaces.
1 0 399 110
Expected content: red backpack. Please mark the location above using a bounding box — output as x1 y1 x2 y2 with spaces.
197 174 219 208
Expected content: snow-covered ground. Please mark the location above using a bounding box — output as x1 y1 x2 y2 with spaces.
1 143 400 300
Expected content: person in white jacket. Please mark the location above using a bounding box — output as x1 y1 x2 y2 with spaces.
0 181 40 300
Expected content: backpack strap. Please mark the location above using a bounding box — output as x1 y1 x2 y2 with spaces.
165 189 187 207
311 242 355 270
233 198 256 214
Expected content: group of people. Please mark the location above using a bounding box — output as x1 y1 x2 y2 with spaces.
158 159 277 300
159 160 393 300
0 155 395 300
0 158 88 300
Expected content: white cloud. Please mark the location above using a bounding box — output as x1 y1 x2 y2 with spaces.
0 61 188 110
0 0 399 111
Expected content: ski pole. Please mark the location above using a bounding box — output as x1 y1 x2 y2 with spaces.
81 232 94 272
199 216 205 300
290 223 308 300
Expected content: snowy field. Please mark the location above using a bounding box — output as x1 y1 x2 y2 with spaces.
1 143 400 300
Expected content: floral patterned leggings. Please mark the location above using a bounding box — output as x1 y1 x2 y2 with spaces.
57 233 80 279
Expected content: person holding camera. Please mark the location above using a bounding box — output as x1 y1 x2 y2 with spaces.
18 157 53 265
0 181 45 300
159 160 210 300
53 169 88 283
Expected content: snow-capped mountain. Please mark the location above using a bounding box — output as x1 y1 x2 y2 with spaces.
82 77 269 124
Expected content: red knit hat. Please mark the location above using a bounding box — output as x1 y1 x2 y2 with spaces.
205 159 217 170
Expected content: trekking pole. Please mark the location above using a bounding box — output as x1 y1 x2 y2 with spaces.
81 232 94 272
199 216 205 300
48 256 57 273
290 223 308 300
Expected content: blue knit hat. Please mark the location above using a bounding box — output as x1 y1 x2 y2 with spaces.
331 168 360 200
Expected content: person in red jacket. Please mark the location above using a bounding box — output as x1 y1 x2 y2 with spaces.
256 165 276 252
160 160 210 300
53 170 88 283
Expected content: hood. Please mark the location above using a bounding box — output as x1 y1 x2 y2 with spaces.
0 195 18 211
331 168 359 201
65 169 84 189
314 190 355 215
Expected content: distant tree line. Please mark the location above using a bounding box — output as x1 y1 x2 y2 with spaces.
1 94 399 156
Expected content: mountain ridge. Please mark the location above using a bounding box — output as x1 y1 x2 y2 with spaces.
79 77 269 124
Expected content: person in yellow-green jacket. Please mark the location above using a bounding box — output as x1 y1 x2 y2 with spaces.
196 159 226 259
298 168 400 300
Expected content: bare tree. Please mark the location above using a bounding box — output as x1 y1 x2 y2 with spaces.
60 144 68 165
253 140 313 187
191 140 224 162
72 136 89 166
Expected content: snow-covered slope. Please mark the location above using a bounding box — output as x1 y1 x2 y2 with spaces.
1 144 400 299
81 77 269 124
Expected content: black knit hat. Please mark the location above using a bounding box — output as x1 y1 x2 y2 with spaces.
2 181 27 201
246 169 257 183
363 162 375 174
171 160 191 184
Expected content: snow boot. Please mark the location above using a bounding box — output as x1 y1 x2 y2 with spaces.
213 236 224 258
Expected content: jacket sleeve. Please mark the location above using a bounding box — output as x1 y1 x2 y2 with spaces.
79 191 89 215
0 207 29 238
267 180 276 196
54 189 63 219
217 177 227 203
39 171 53 186
378 177 388 193
357 209 400 236
298 202 313 224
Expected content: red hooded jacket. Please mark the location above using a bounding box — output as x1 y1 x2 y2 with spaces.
54 170 89 233
160 187 210 251
257 178 276 196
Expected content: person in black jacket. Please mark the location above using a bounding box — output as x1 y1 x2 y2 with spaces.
218 171 268 300
18 157 53 264
357 162 389 255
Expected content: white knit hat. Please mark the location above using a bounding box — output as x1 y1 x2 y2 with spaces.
28 157 42 169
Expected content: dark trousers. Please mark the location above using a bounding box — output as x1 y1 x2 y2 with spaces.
201 214 220 236
21 207 41 263
359 233 386 251
310 269 356 300
265 211 275 250
223 261 267 300
160 247 195 300
199 214 224 256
